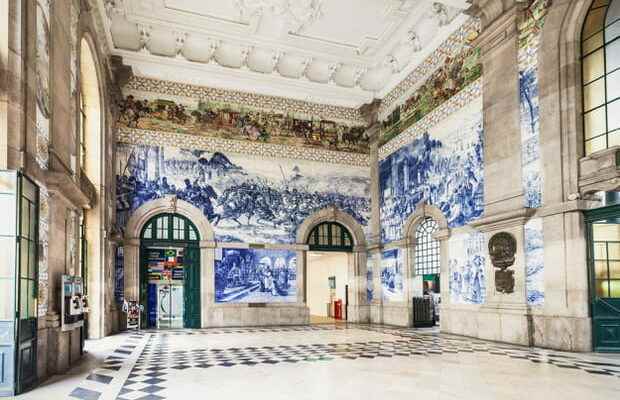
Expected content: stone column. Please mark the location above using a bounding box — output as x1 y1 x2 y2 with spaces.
464 0 533 346
123 238 140 302
200 240 216 328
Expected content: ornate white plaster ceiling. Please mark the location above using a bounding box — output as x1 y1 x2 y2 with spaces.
99 0 470 107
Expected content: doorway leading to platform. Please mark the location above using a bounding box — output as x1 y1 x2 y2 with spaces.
305 222 353 324
586 204 620 352
139 213 201 329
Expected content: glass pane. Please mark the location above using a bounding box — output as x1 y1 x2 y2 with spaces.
0 171 17 194
583 49 605 83
608 99 620 130
28 242 36 280
583 6 607 39
610 261 620 278
594 241 608 258
595 260 608 279
608 69 620 101
608 241 620 259
586 135 607 154
28 281 36 318
596 279 610 297
21 179 36 203
20 240 29 278
29 202 36 240
584 31 604 55
20 200 29 238
609 129 620 147
584 78 606 111
584 106 607 138
607 20 620 43
611 280 620 297
0 236 16 278
19 279 28 318
0 194 16 236
606 39 620 72
143 226 152 239
0 279 14 319
592 0 609 9
607 0 620 27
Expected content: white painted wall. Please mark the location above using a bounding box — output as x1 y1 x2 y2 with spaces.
306 252 349 317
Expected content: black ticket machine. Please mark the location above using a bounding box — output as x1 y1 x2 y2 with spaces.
61 275 88 331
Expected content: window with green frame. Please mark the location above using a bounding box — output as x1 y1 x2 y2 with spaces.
582 0 620 155
140 213 199 242
307 222 353 251
18 176 39 320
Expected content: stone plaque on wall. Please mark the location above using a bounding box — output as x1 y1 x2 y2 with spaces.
488 232 517 294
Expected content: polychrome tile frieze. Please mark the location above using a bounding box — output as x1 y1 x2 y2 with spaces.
379 103 484 244
379 45 482 146
449 230 486 305
35 0 51 170
381 248 404 303
118 128 370 167
378 80 482 160
125 76 365 124
525 218 545 305
118 92 370 154
116 143 371 244
215 248 297 303
518 0 550 208
379 17 481 120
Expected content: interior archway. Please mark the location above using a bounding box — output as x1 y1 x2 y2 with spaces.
79 36 104 339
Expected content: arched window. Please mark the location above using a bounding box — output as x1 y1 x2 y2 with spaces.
141 213 200 242
582 0 620 155
414 217 440 275
307 222 353 251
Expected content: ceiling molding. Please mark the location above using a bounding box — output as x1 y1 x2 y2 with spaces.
99 0 472 106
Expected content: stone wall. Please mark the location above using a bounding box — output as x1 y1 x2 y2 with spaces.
0 0 120 388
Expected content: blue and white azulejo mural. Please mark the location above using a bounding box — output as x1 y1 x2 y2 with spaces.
116 143 371 244
381 248 404 302
379 110 484 243
449 230 486 305
525 218 545 305
215 248 297 303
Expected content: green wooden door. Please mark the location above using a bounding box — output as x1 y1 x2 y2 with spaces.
587 206 620 352
183 246 201 329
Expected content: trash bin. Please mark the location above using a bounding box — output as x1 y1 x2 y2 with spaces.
412 297 434 328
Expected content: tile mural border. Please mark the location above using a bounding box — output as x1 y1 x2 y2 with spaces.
378 79 482 161
117 127 371 167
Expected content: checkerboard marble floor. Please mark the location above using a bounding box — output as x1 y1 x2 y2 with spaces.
16 324 620 400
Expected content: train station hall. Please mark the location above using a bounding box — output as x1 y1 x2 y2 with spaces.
1 0 620 399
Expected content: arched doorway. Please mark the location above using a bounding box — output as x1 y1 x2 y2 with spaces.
305 221 354 324
139 213 201 329
413 217 441 325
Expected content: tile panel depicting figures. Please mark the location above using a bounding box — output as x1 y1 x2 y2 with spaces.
19 325 620 400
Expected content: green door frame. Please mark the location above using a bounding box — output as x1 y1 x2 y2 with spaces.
139 213 201 329
585 204 620 352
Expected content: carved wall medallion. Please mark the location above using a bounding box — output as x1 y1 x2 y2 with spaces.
488 232 517 294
